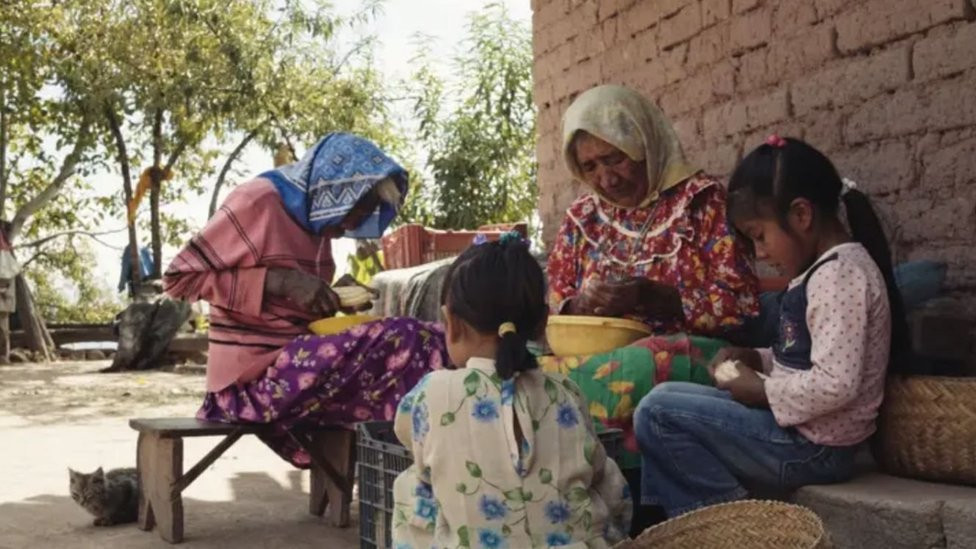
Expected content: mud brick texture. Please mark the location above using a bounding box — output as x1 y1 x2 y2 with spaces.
533 0 976 308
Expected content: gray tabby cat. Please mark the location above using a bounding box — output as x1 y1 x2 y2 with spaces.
68 467 140 526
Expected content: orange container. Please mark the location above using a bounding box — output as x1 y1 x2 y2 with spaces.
381 223 527 269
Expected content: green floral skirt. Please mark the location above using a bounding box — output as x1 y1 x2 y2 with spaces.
538 334 726 469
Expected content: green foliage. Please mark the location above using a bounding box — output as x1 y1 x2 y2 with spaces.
0 0 539 324
208 1 403 207
1 0 395 322
405 3 537 231
24 238 122 324
0 0 116 325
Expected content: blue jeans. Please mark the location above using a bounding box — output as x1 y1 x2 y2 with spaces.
634 382 858 517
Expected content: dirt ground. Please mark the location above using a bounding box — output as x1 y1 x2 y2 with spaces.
0 360 360 548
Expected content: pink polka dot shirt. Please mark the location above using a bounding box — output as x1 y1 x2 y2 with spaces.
758 243 892 447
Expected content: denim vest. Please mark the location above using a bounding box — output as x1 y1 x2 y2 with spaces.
773 254 838 370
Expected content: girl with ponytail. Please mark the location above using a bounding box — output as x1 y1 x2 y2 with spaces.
392 233 632 548
633 136 908 518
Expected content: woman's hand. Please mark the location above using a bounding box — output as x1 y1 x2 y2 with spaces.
707 347 768 407
332 274 379 312
333 274 381 297
569 278 683 319
265 268 341 317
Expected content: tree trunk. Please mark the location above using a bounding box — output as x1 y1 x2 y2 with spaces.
149 110 163 280
208 129 257 219
149 171 162 279
106 106 141 296
147 130 187 280
0 83 8 218
14 273 53 361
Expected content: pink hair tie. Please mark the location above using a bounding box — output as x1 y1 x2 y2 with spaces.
765 134 787 148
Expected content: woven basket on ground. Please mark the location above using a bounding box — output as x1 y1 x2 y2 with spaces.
876 375 976 485
614 500 830 549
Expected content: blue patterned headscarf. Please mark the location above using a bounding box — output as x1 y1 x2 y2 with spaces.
260 132 408 238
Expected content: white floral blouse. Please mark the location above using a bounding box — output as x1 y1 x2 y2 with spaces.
392 357 632 549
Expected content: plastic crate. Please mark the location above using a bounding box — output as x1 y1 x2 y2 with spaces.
596 426 624 462
381 223 528 270
358 421 412 549
356 420 623 549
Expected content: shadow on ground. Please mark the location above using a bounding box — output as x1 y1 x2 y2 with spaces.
0 469 359 548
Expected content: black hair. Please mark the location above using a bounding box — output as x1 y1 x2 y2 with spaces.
441 238 546 380
728 137 911 374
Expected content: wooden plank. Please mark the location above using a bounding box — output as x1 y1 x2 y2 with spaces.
167 333 208 353
129 418 271 437
171 430 245 494
46 322 112 330
136 431 185 543
12 327 205 350
306 429 357 527
129 417 356 438
11 326 114 347
286 430 352 495
137 432 157 533
153 436 184 543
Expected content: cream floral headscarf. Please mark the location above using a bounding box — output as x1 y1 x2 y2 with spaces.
562 85 697 208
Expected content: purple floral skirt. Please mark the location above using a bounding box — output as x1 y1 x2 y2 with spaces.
198 317 448 466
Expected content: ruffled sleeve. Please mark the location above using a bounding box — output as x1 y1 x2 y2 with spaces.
546 212 586 314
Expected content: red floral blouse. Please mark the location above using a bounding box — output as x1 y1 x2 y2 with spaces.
546 174 759 336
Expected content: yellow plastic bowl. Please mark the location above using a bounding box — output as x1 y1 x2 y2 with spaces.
546 315 652 357
309 315 380 335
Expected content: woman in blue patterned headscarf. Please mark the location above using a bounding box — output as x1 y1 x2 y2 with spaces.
164 133 449 468
263 132 408 239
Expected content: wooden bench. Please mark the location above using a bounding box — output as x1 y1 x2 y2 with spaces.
129 418 356 544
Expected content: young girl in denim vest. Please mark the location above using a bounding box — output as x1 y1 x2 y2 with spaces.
633 136 910 518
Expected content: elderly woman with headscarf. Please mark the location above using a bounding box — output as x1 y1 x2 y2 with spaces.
548 85 758 332
163 133 448 466
541 86 759 530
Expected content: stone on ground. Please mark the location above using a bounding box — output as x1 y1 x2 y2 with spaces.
794 472 976 549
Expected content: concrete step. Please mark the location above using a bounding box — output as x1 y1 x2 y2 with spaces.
792 473 976 549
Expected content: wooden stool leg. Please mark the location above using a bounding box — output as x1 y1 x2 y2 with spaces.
309 463 329 517
156 436 184 543
307 430 356 527
137 432 156 532
138 432 185 543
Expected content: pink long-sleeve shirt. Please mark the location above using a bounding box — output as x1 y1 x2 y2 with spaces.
164 179 334 392
759 243 892 447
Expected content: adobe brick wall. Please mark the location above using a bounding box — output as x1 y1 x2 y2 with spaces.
533 0 976 305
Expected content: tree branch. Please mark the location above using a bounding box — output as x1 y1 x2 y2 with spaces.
106 106 133 203
163 138 188 172
331 37 375 76
271 121 298 160
14 227 127 250
22 249 54 270
209 129 258 218
8 116 92 242
105 104 142 290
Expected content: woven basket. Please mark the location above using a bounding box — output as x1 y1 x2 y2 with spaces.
876 375 976 485
615 500 830 549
